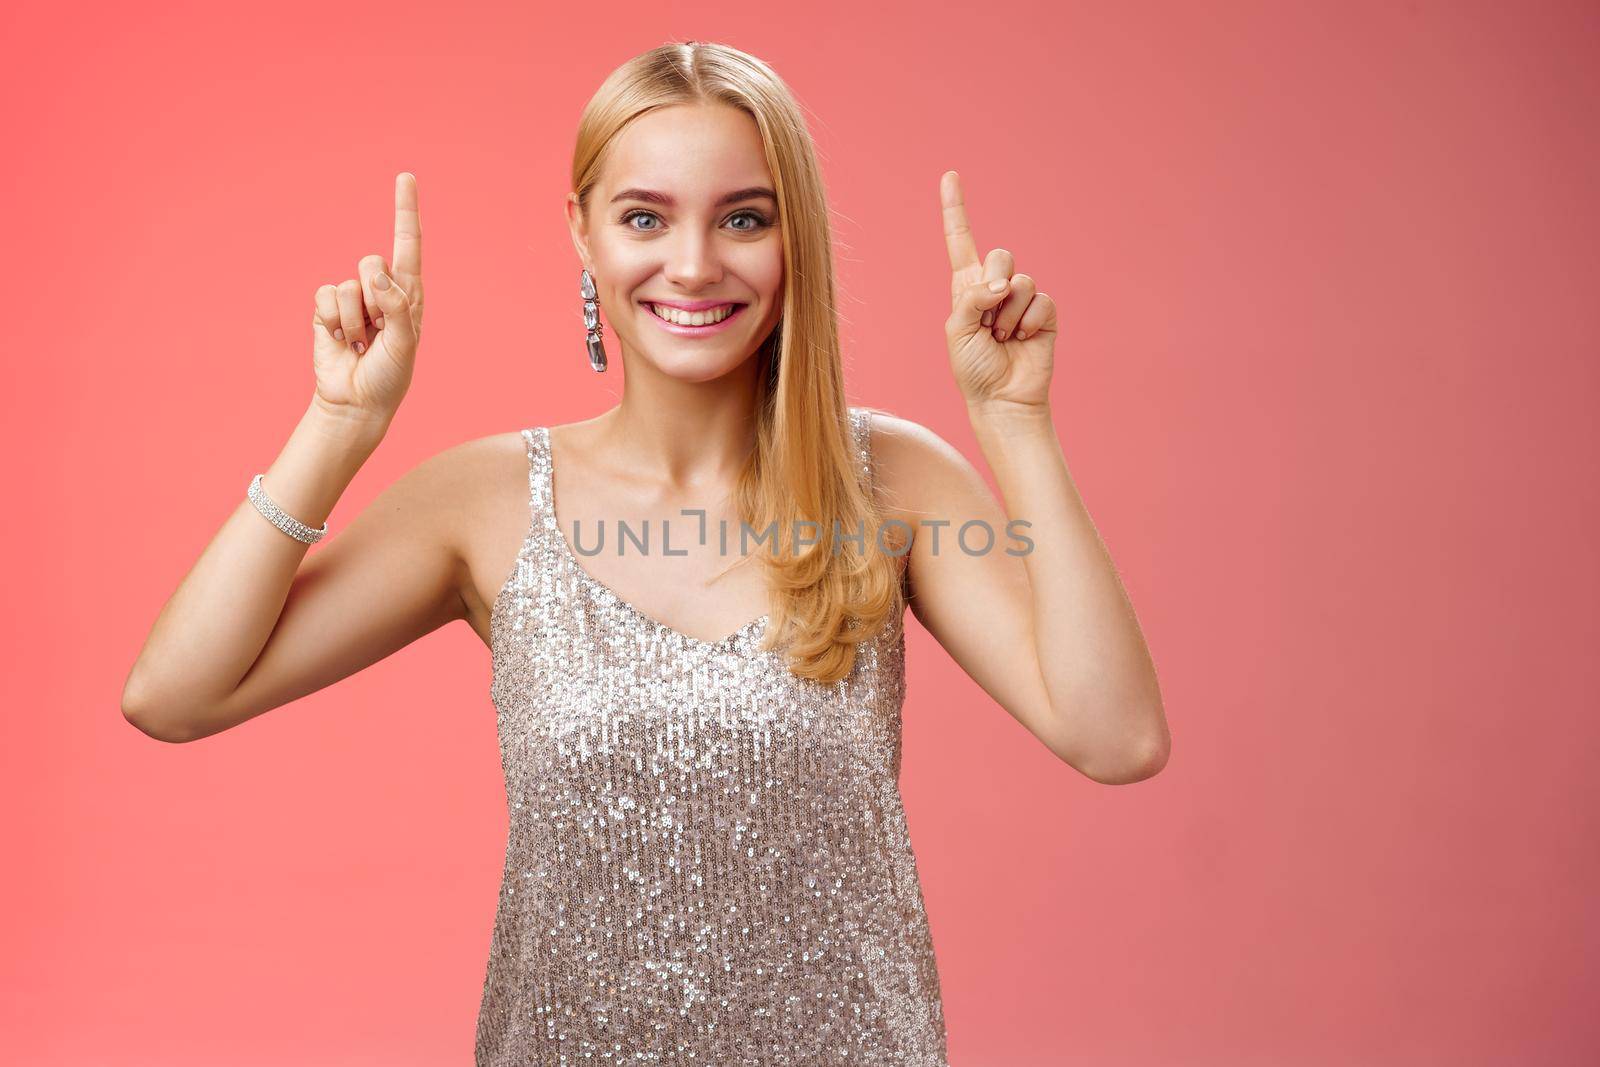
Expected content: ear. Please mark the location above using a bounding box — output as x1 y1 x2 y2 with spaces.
566 192 593 269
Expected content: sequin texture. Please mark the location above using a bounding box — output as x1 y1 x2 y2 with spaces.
477 408 948 1065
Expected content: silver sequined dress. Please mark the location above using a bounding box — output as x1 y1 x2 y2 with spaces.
477 407 949 1065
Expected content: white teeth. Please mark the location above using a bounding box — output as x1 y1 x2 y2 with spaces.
649 303 737 327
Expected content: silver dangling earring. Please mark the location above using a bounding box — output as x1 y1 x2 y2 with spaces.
580 268 607 373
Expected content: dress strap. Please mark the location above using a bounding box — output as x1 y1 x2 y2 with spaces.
849 406 876 495
527 426 559 534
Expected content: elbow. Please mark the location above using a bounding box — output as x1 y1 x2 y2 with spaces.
122 706 198 744
121 688 201 745
1127 732 1171 783
1078 725 1170 786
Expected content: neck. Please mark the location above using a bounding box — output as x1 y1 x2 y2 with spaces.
594 340 769 488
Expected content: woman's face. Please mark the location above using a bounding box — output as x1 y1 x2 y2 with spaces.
568 102 785 382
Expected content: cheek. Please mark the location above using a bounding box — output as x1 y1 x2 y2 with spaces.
739 244 785 302
592 252 656 305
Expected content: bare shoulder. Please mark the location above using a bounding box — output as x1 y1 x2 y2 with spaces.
406 430 524 488
430 427 529 485
422 429 537 644
392 429 526 532
857 408 986 523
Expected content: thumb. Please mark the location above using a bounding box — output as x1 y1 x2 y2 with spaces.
949 276 1012 334
371 269 418 353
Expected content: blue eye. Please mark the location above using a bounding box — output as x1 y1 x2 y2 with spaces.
726 210 770 231
619 209 772 233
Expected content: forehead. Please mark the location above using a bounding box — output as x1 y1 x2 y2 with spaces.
599 103 773 197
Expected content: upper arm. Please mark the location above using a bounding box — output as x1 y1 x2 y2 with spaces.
870 412 1060 750
195 440 478 740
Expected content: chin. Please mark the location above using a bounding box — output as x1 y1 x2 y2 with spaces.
630 343 760 383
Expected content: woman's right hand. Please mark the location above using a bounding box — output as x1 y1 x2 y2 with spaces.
311 173 425 431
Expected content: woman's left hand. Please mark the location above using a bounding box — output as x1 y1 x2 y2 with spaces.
940 170 1058 413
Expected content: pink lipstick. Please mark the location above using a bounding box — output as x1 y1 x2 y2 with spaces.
640 301 748 337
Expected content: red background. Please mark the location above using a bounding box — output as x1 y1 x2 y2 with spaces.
4 1 1597 1063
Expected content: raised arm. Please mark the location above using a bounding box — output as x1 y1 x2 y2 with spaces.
120 173 456 742
882 171 1169 785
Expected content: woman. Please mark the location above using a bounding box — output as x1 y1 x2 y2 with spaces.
122 41 1169 1066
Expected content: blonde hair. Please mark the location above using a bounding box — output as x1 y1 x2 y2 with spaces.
571 41 907 683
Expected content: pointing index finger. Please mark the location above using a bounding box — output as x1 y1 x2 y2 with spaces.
392 172 421 278
941 170 980 275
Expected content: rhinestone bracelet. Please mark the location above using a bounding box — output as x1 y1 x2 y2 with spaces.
247 473 329 545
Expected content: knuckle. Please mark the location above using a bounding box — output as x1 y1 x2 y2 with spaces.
337 279 361 295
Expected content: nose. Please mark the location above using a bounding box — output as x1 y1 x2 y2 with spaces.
660 228 723 291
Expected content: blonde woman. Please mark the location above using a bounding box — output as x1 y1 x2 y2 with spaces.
122 41 1169 1066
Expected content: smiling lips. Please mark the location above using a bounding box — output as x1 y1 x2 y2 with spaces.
642 301 748 333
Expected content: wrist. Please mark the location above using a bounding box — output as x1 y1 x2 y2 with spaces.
966 396 1055 435
307 397 391 453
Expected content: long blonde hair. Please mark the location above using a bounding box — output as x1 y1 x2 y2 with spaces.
571 41 907 683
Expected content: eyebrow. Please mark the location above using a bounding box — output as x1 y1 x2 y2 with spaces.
608 186 778 208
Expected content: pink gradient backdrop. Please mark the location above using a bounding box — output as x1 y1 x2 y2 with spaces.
3 1 1596 1063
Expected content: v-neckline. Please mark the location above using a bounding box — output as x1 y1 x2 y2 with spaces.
539 426 771 652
